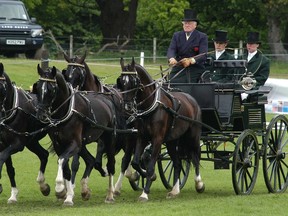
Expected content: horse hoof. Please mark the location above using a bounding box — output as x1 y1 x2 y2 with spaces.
151 173 157 181
63 201 74 206
0 184 3 194
7 199 17 204
81 189 91 201
129 172 140 182
166 192 178 199
196 183 205 193
105 197 115 204
55 189 67 200
138 197 148 202
41 184 51 196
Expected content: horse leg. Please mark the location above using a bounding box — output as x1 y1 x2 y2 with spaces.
103 136 116 203
55 157 68 200
165 142 181 199
71 154 80 188
26 141 50 196
194 165 205 193
78 146 95 201
114 138 135 196
139 139 161 202
62 162 74 206
5 156 18 204
94 140 108 177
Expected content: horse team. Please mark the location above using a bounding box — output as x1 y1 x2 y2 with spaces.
0 54 204 205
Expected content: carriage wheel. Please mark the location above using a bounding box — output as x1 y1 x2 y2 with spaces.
263 115 288 193
232 129 259 195
157 148 191 190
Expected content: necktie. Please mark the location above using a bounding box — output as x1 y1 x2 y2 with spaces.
186 32 191 40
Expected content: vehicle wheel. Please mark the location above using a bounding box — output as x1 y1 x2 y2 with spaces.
263 115 288 193
157 147 190 190
232 129 259 195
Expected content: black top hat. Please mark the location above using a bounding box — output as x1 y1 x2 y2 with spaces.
182 9 199 23
213 30 228 42
246 32 261 44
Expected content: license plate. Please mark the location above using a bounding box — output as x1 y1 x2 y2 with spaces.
6 40 25 45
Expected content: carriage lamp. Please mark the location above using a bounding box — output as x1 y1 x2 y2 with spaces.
239 72 256 90
31 29 43 37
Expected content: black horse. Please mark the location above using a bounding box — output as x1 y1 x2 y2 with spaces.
117 58 205 201
34 65 121 205
0 63 50 203
62 53 138 196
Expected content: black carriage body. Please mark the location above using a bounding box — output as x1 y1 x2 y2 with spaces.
167 82 268 134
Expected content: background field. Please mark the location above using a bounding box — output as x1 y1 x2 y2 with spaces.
0 58 287 216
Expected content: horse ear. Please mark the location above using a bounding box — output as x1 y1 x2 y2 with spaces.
63 52 70 62
51 66 57 77
37 64 44 76
120 57 125 71
79 51 87 64
131 57 135 69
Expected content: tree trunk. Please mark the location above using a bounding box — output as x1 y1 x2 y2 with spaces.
97 0 138 45
268 18 288 61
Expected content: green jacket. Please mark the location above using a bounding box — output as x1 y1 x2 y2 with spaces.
207 51 235 83
239 51 270 87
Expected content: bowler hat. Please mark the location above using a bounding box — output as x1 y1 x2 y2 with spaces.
246 32 261 44
213 30 228 42
182 9 199 23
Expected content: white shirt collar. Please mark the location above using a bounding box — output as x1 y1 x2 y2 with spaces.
248 50 257 61
216 50 225 60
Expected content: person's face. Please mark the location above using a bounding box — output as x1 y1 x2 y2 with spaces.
182 21 197 32
246 43 259 53
214 41 227 52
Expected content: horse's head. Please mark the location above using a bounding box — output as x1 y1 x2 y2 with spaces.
62 52 87 89
0 63 8 116
35 64 58 122
117 58 141 113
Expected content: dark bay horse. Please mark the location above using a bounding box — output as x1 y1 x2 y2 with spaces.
62 53 137 196
117 58 205 201
0 63 50 203
34 65 120 205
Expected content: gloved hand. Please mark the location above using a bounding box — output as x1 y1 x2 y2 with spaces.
169 58 177 66
180 57 196 68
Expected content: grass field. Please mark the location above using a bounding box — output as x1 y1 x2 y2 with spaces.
0 57 287 215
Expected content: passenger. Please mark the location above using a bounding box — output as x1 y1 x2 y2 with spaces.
207 30 235 83
239 32 270 88
167 9 208 83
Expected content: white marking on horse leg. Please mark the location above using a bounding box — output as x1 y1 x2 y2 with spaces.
63 180 74 206
105 175 115 203
167 179 180 199
36 170 50 196
139 190 148 202
55 158 65 193
194 174 205 193
80 177 91 201
114 172 124 196
7 187 18 204
124 165 132 178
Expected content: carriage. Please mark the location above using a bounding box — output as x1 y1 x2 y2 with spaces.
128 59 288 196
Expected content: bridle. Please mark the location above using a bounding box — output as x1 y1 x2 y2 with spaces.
66 62 86 89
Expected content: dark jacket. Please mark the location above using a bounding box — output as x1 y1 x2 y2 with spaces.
207 51 236 83
239 51 270 87
167 30 208 83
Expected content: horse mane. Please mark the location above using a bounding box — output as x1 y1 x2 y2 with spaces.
56 70 70 93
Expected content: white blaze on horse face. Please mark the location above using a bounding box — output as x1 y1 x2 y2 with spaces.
41 82 47 103
123 76 130 87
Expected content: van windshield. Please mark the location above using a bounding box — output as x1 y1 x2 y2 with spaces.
0 3 28 21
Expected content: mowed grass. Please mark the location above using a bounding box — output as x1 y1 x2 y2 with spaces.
0 58 288 215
